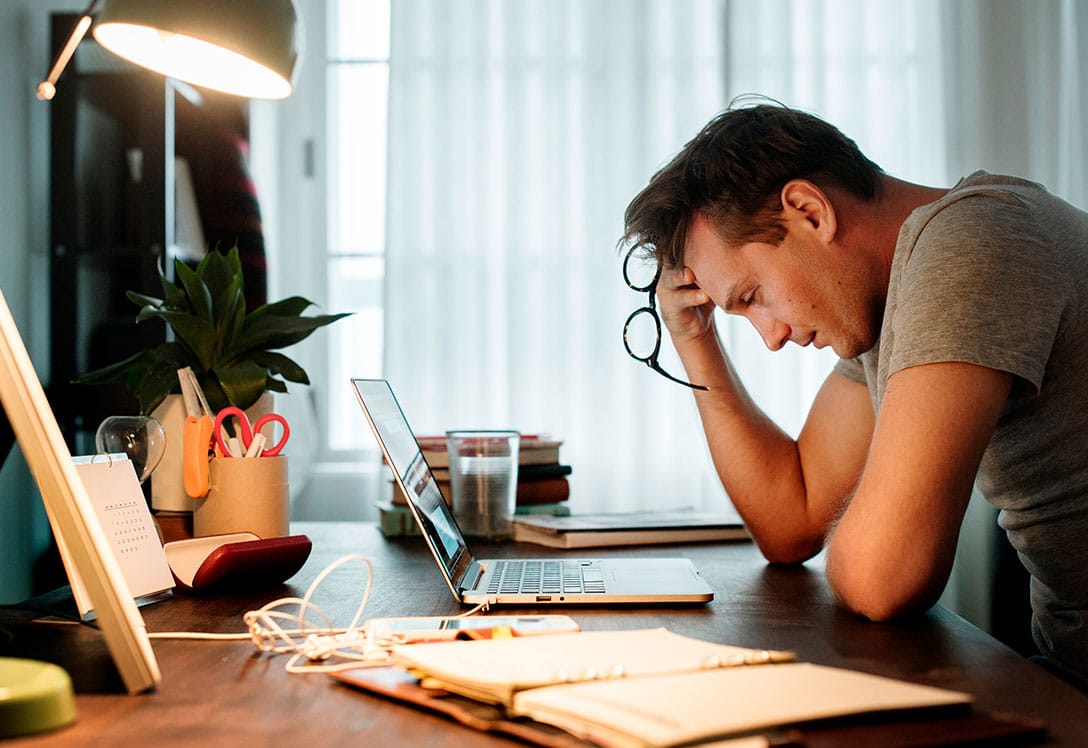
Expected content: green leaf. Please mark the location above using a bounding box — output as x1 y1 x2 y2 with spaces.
202 247 243 300
126 291 165 310
214 276 247 356
248 296 314 321
265 377 289 394
236 312 353 353
157 262 187 308
71 350 148 385
213 360 269 411
137 310 214 367
131 344 194 414
251 351 310 384
198 373 232 415
174 260 213 322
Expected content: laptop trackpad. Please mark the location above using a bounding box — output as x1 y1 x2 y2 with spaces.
604 560 700 591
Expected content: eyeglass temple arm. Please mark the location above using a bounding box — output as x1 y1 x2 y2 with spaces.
643 360 709 391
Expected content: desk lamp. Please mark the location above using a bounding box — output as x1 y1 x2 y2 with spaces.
37 0 301 101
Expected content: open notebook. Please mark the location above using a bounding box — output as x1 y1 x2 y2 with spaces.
332 628 999 747
351 378 714 605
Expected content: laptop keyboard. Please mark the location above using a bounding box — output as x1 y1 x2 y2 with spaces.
486 559 607 595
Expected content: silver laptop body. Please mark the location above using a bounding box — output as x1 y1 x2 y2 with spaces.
352 378 714 605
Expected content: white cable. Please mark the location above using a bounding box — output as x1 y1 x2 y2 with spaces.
146 554 497 675
242 554 376 667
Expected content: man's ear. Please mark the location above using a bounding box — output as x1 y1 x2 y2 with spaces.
780 179 837 242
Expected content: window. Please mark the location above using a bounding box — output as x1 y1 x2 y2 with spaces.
324 0 391 452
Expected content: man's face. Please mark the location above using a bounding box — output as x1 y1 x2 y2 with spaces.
683 212 882 358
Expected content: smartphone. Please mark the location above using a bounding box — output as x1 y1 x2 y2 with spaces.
363 614 580 643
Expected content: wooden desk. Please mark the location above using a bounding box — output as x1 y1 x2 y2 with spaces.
3 521 1087 746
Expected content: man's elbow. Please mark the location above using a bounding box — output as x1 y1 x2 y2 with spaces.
755 533 824 566
826 552 942 622
832 581 924 622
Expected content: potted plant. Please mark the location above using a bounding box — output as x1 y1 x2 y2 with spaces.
75 246 349 416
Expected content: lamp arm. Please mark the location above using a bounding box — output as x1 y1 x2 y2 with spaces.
37 0 102 101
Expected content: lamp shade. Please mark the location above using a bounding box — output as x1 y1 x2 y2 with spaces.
91 0 301 99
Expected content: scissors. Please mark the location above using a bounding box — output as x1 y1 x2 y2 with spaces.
213 406 291 458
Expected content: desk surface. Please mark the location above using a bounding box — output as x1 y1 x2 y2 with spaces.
3 521 1087 746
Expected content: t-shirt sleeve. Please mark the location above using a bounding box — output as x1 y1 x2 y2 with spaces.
833 356 866 385
888 193 1070 396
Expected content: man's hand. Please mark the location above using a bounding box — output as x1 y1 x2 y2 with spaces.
657 266 718 345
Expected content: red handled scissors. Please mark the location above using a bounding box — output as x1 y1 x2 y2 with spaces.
213 406 291 458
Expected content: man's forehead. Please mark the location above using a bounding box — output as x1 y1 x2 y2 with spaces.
682 212 723 255
684 214 758 266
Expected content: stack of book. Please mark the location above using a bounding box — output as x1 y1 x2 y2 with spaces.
377 434 572 537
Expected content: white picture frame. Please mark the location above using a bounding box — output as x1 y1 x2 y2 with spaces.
0 289 160 694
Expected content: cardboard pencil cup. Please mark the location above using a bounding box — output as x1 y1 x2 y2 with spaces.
194 456 289 538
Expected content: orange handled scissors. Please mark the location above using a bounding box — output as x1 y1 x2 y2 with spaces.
213 406 291 458
183 414 215 498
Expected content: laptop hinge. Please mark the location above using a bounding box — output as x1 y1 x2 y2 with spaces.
459 559 485 593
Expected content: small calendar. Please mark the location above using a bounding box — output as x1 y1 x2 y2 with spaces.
66 454 175 619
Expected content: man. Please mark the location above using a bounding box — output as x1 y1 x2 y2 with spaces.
621 102 1088 689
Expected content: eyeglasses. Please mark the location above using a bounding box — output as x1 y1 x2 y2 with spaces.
622 247 709 391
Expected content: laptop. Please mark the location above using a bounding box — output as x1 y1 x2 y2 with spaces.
352 378 714 605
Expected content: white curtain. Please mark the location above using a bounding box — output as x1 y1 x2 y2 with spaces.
720 0 947 430
941 0 1087 208
384 0 730 512
380 0 1085 522
382 0 946 512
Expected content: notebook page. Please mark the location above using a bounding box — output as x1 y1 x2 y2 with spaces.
512 662 972 747
392 628 794 705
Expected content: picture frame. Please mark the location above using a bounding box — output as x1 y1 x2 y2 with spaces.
0 289 159 694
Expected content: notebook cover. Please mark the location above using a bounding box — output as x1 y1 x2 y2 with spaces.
331 666 590 747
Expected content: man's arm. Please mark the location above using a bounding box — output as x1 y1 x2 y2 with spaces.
691 346 874 563
826 361 1013 621
659 269 874 564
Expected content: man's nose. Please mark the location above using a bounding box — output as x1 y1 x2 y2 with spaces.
753 315 790 352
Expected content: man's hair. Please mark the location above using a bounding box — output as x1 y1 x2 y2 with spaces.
621 100 884 269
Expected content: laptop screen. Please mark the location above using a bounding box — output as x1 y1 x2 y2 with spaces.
351 379 469 577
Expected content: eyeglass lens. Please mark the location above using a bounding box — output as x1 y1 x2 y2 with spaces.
623 248 659 292
623 307 660 361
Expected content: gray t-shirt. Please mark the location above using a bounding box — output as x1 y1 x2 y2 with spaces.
835 171 1088 684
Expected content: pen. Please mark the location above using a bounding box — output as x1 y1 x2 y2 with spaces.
244 433 266 458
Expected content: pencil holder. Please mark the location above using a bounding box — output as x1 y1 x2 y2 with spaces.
194 456 289 539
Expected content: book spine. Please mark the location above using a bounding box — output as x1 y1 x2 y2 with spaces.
416 465 572 484
515 478 571 504
375 502 421 537
515 503 571 517
512 525 749 549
